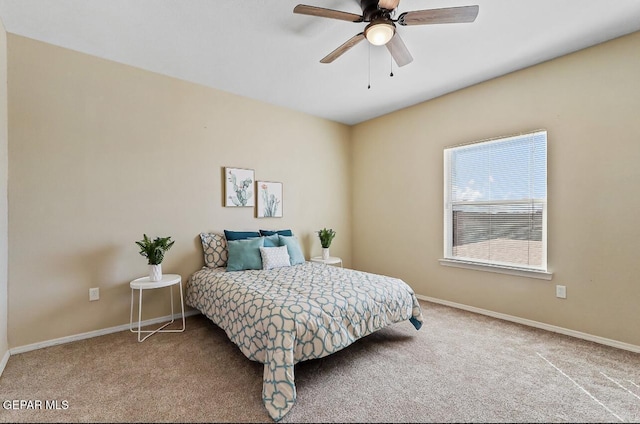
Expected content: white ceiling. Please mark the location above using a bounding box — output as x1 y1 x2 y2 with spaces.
1 0 639 125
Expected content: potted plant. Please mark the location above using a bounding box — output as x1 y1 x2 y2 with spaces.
317 228 336 260
135 234 175 281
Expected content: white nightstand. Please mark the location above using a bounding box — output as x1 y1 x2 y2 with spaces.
129 274 185 342
310 256 343 268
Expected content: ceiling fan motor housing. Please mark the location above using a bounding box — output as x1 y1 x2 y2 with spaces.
361 0 390 21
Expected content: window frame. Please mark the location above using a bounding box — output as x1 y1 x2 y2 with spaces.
441 131 552 280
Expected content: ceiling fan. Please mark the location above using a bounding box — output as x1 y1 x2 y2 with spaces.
293 0 479 67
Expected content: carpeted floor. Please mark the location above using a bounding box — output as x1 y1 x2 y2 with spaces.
1 300 639 423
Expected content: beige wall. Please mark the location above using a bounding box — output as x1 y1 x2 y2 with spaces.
6 29 640 351
352 31 640 346
7 35 352 348
0 19 8 361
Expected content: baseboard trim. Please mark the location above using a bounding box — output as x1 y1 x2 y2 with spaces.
9 297 638 359
417 295 640 354
9 310 200 355
0 349 10 377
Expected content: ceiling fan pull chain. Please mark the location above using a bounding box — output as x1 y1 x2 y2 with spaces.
368 43 371 89
390 53 394 77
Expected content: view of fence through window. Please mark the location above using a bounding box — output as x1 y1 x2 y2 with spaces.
444 131 547 270
452 205 543 267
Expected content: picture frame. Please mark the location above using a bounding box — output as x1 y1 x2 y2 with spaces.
224 167 255 207
256 181 283 218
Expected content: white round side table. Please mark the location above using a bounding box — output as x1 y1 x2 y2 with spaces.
129 274 185 342
310 256 343 268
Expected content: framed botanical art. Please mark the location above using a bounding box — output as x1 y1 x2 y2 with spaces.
225 167 255 207
256 181 283 218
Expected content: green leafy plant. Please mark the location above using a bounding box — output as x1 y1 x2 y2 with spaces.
317 228 336 249
135 234 175 265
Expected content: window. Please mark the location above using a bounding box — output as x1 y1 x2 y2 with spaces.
442 130 549 278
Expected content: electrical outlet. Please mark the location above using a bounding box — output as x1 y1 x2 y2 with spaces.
555 285 566 299
89 287 100 301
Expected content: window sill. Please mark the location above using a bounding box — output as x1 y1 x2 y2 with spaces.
439 258 553 280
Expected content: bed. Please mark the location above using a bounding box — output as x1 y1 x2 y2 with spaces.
185 255 424 421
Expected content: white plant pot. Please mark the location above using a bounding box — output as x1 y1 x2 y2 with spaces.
322 248 330 260
149 264 162 282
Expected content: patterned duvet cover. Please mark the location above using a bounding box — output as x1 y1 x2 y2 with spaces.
185 261 424 421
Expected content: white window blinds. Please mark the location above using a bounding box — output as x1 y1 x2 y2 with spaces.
444 130 547 271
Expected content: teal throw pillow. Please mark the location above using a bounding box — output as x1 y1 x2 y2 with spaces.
224 230 261 241
260 229 293 237
278 235 305 265
249 234 280 247
226 237 265 271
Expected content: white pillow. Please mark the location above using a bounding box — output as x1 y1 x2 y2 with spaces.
259 246 291 270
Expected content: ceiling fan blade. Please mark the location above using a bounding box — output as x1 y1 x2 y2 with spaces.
320 32 366 63
397 5 479 26
386 32 413 67
378 0 400 10
294 4 363 22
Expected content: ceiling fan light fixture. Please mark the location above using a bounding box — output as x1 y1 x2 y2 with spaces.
365 22 395 46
